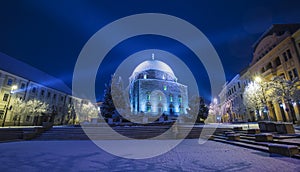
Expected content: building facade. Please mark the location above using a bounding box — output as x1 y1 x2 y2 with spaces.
129 59 188 116
247 24 300 122
0 52 84 126
219 74 249 122
219 24 300 122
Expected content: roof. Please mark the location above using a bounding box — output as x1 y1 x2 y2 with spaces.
253 23 300 50
131 59 176 78
0 52 71 94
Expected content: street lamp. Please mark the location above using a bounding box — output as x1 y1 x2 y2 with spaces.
254 76 270 121
1 85 18 127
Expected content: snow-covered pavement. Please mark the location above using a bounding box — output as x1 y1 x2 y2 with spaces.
0 139 299 171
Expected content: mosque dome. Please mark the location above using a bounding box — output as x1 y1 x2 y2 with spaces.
131 59 176 79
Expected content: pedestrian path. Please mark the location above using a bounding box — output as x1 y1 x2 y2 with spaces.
0 139 299 171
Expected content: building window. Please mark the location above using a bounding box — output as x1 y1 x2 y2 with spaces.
47 92 51 98
238 82 241 88
288 71 293 80
32 87 37 93
7 78 13 86
0 110 4 119
279 73 285 79
143 74 147 79
163 86 167 91
146 102 151 112
3 94 9 101
178 95 182 103
293 68 298 78
170 94 173 102
261 67 265 73
274 57 281 67
60 96 64 101
287 49 292 59
21 83 26 89
283 52 288 61
266 62 272 70
69 97 72 104
162 75 165 80
53 94 57 99
25 115 30 122
41 90 45 96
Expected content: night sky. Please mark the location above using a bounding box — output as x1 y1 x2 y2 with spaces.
0 1 300 102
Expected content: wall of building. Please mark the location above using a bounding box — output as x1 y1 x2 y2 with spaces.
0 69 84 126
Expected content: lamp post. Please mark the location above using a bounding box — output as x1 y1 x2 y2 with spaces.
2 85 18 127
254 76 270 121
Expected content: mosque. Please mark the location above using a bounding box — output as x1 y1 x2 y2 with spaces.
129 55 188 116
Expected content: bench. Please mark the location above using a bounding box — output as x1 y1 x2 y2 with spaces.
227 134 240 141
233 127 243 131
255 133 273 142
275 123 295 134
247 129 260 134
268 144 299 157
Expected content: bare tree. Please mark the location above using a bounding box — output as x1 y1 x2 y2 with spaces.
269 76 299 122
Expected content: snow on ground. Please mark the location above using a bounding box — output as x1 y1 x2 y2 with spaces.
0 139 299 172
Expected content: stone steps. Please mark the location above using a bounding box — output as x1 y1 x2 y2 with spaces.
212 130 300 158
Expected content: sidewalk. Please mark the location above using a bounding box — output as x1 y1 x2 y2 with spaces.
0 139 299 171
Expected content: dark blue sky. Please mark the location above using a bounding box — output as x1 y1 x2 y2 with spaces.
0 1 300 102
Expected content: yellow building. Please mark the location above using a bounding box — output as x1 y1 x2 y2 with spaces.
0 52 84 126
247 24 300 122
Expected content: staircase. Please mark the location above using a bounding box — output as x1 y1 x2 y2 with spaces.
34 125 231 140
211 129 300 159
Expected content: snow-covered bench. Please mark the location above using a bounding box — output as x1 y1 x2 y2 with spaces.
268 144 299 157
255 133 273 142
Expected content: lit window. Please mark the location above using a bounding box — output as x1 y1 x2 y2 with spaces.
146 102 151 112
162 75 165 79
143 74 147 79
163 86 167 91
170 94 173 102
178 96 182 103
159 95 162 101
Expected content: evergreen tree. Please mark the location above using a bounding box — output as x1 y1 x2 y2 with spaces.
186 96 209 123
100 74 130 120
100 81 115 119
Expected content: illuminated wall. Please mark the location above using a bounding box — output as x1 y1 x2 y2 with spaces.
129 60 188 116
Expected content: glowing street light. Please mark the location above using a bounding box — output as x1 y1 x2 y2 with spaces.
254 76 262 83
1 85 18 127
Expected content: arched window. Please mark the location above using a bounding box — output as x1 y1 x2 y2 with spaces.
146 102 151 112
169 94 173 102
178 95 182 103
146 92 151 101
